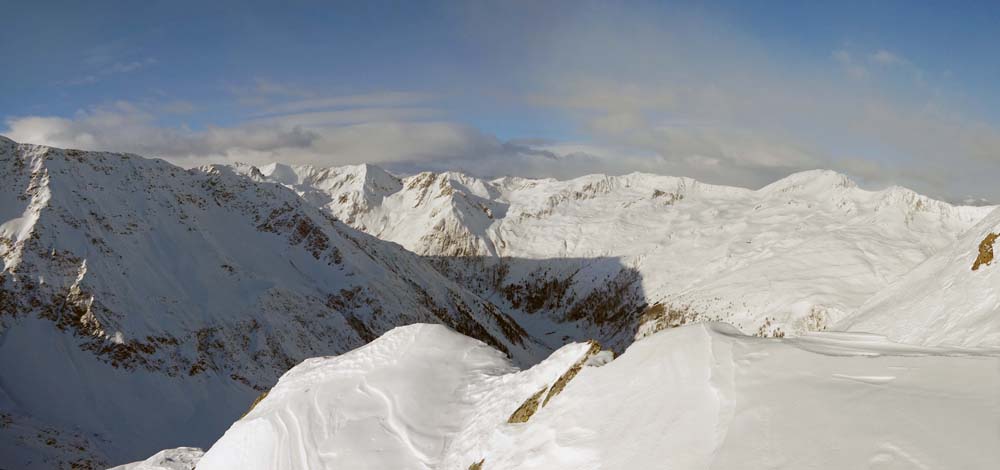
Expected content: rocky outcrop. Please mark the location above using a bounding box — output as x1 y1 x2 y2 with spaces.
972 232 997 271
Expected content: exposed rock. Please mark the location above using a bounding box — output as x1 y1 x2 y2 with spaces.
542 340 602 407
507 387 548 423
972 232 998 271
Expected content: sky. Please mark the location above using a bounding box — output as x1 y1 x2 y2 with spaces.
3 0 1000 202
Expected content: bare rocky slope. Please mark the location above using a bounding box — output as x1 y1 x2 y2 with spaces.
0 136 542 468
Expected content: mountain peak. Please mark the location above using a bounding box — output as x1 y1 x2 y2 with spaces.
760 169 858 194
351 163 403 194
257 162 401 196
0 141 541 466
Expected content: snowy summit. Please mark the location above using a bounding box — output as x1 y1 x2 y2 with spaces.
1 137 997 469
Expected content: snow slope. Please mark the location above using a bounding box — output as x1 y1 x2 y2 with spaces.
0 137 541 468
108 447 203 470
838 207 1000 347
254 164 993 346
197 323 604 470
197 323 1000 470
3 135 995 467
259 164 503 256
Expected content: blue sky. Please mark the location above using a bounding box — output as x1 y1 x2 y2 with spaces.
4 0 1000 201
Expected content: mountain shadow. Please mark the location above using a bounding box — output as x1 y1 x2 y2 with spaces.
425 255 649 354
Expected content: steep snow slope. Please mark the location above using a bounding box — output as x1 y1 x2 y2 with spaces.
838 207 1000 347
254 164 992 346
197 324 605 470
0 137 540 468
197 323 1000 470
260 163 503 256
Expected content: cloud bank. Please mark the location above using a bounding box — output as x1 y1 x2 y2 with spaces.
4 2 1000 203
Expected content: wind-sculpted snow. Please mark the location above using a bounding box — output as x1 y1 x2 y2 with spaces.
197 323 1000 469
0 137 543 468
838 207 1000 347
253 163 993 344
197 324 604 469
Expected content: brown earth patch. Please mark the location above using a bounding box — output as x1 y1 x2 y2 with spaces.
508 387 548 423
542 340 602 407
639 303 701 336
972 232 998 271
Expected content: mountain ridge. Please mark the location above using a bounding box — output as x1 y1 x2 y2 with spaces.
3 136 998 468
0 138 544 468
244 160 993 346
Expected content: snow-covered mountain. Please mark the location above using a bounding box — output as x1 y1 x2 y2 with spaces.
4 134 998 469
191 322 1000 470
254 163 993 348
837 206 1000 347
0 137 542 468
258 163 501 257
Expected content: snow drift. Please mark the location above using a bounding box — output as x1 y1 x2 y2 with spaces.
196 323 1000 470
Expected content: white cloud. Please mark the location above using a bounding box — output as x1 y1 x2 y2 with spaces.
58 41 157 86
832 50 852 64
449 2 1000 200
8 3 1000 203
256 92 435 116
0 100 820 191
159 100 198 114
227 78 315 103
5 94 1000 202
870 49 907 66
2 102 503 170
832 49 868 78
250 107 441 127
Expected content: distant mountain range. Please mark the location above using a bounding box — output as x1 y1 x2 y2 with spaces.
1 135 997 468
250 160 993 346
